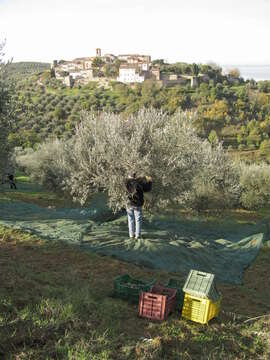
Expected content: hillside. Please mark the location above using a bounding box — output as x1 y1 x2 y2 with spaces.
6 61 50 81
8 64 270 163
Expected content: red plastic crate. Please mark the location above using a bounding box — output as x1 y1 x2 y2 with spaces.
138 285 177 321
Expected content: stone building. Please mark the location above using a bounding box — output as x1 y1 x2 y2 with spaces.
103 54 117 63
64 75 74 87
151 67 161 81
160 74 189 87
117 54 151 64
52 49 207 88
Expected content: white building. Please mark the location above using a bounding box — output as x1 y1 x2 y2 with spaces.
141 63 149 71
69 71 83 79
117 65 146 83
80 69 94 79
64 75 74 87
56 61 84 72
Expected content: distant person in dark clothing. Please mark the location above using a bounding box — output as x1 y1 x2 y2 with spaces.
7 173 17 189
125 173 152 239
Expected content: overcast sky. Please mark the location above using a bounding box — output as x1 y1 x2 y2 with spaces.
1 0 270 65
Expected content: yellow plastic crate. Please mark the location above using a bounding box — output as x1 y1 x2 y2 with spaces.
182 293 221 324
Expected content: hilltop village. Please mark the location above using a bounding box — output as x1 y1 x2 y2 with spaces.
52 48 211 88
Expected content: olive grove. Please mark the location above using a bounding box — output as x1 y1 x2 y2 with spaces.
17 109 242 211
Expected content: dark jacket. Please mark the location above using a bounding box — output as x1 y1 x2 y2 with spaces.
125 177 152 207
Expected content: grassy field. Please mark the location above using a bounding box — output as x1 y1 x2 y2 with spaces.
0 175 74 208
0 178 270 359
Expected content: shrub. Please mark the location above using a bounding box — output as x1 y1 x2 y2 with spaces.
51 99 58 107
240 162 270 209
46 103 54 112
16 139 72 192
247 143 256 150
238 144 245 151
259 139 270 162
187 144 241 211
54 107 66 120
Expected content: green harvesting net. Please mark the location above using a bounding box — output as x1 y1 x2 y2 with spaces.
0 184 268 285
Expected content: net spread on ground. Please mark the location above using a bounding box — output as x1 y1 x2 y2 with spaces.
0 183 268 285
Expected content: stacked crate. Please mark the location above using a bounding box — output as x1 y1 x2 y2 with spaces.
182 270 221 324
113 274 155 303
166 278 185 311
138 284 177 321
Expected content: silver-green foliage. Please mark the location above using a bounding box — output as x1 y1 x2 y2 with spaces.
16 139 72 192
17 109 241 211
240 162 270 209
187 143 241 210
63 109 240 211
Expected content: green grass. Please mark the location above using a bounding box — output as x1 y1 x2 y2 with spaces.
0 178 270 359
0 226 269 359
15 175 30 182
0 176 75 208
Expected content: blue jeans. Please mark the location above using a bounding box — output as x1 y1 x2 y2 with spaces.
127 206 142 238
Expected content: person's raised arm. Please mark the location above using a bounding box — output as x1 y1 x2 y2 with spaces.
142 176 152 192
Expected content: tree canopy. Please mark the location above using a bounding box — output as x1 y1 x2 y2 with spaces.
17 109 241 212
0 41 13 179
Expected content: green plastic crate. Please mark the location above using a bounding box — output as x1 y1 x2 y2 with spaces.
166 278 185 310
114 274 156 302
183 270 220 302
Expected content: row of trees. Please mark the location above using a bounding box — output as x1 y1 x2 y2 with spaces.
9 71 270 160
17 109 270 212
5 61 50 81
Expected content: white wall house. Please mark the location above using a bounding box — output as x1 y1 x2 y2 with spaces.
70 71 83 79
55 71 64 79
56 63 70 71
141 63 149 71
56 62 84 72
80 69 94 79
117 67 145 83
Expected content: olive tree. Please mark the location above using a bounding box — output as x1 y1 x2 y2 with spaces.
18 109 240 212
186 143 241 210
240 162 270 209
62 109 240 211
0 41 13 181
16 139 72 192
